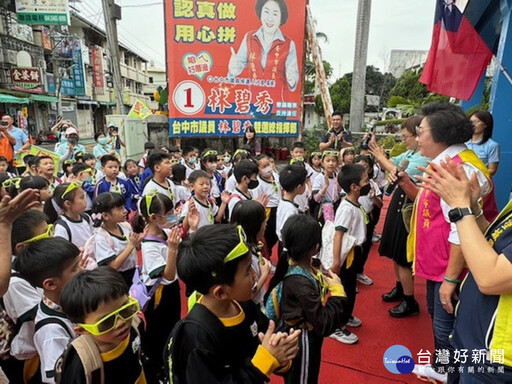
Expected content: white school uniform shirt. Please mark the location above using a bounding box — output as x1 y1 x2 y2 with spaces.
312 172 340 203
225 173 237 193
253 172 281 208
276 198 300 241
3 269 43 360
175 184 191 203
94 224 137 271
210 174 221 198
184 163 197 179
54 213 93 248
428 144 490 245
228 188 252 220
358 179 382 214
140 229 176 286
294 188 311 213
181 196 218 228
34 301 75 383
334 199 367 246
142 177 177 206
310 166 322 182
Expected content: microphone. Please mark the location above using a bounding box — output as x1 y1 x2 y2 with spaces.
385 158 410 196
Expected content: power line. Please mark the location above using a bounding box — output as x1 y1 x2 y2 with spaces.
122 2 162 7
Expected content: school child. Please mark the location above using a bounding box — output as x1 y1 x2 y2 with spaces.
58 159 75 183
22 154 39 176
309 151 323 181
1 210 47 383
169 145 181 160
167 224 301 383
58 267 146 383
0 174 10 198
266 214 347 384
0 155 16 178
200 149 223 201
181 170 229 231
48 182 93 247
91 193 143 287
354 155 383 286
276 164 308 242
339 147 355 167
17 176 52 211
36 155 61 191
141 150 177 207
289 144 313 213
253 155 281 253
227 159 259 220
181 146 199 179
171 163 191 206
132 192 184 383
123 159 142 213
264 151 277 172
138 141 155 172
222 149 232 174
17 237 82 383
225 149 250 193
312 149 341 223
72 163 95 212
230 200 272 309
94 155 132 212
83 153 104 182
329 164 370 345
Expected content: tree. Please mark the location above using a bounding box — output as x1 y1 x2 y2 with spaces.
315 77 351 115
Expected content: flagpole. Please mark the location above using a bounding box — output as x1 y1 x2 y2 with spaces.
492 56 512 86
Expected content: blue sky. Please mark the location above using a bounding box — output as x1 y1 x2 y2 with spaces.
76 0 436 78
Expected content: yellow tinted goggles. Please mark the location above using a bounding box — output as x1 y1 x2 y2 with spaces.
62 181 82 199
223 225 249 263
78 297 140 336
202 150 218 159
2 177 21 189
23 224 54 244
322 150 340 158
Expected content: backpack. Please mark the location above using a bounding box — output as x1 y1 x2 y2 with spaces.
55 213 91 242
55 316 142 384
265 265 317 322
0 301 16 360
165 304 230 384
82 222 132 270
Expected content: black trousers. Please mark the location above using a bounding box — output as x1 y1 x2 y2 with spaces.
143 280 181 384
338 246 362 322
285 329 323 384
264 206 278 257
357 205 381 275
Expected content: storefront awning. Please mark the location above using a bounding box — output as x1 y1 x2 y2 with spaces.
0 93 30 104
99 101 116 106
30 94 59 103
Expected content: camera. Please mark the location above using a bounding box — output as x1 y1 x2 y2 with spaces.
361 126 375 150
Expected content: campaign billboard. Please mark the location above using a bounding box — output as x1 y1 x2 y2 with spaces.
165 0 307 137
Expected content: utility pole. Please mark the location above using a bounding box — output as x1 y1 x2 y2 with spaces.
349 0 371 132
102 0 125 115
50 26 62 117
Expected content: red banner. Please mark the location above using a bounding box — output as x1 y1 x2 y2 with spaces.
165 0 307 137
91 47 105 91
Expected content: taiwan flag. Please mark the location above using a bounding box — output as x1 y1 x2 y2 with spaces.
420 0 501 100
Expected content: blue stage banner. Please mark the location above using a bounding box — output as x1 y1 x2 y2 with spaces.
169 117 299 137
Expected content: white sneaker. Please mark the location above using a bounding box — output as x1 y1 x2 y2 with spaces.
372 233 381 242
346 316 362 327
412 364 447 383
330 327 358 344
357 273 374 285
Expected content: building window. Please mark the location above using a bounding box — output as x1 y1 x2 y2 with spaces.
149 77 153 84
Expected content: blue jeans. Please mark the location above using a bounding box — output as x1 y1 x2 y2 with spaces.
426 280 459 383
